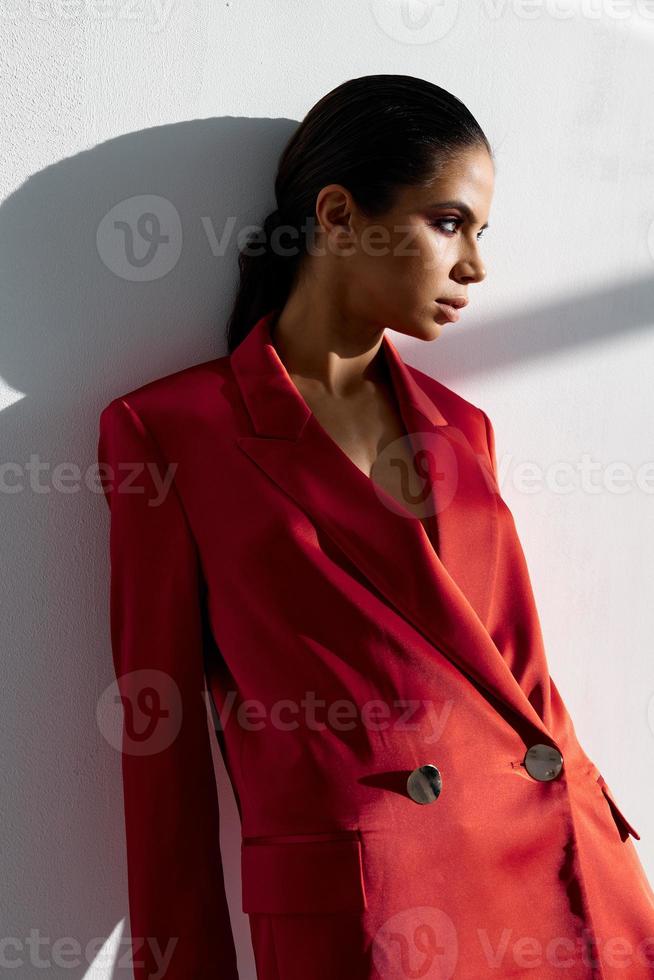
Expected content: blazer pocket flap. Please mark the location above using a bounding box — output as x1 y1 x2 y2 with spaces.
597 774 641 841
241 835 368 914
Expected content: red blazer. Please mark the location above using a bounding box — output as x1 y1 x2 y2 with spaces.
98 309 654 980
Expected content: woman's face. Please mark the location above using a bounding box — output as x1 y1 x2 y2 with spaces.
318 144 494 340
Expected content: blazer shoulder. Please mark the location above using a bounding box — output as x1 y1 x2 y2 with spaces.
98 353 233 431
405 362 488 428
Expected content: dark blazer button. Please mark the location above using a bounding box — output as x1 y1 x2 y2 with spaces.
407 764 442 804
524 743 563 781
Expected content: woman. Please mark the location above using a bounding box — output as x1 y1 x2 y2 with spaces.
98 75 654 979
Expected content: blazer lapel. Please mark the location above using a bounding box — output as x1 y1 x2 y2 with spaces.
230 309 552 741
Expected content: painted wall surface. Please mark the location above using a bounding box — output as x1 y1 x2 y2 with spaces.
1 3 653 977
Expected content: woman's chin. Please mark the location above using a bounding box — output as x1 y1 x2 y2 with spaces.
384 315 445 341
421 316 447 339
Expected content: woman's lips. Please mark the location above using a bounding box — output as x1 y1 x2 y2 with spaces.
434 300 461 323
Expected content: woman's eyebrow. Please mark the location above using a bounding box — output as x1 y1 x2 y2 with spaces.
427 199 489 231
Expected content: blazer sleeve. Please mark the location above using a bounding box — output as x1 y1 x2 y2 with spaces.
97 397 239 980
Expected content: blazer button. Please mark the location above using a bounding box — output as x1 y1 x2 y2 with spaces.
524 743 563 781
407 764 442 804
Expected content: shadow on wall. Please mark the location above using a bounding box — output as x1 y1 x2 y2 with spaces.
0 116 304 980
0 115 653 979
428 273 654 381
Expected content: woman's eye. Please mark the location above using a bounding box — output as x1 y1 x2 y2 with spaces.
431 218 459 234
430 218 485 242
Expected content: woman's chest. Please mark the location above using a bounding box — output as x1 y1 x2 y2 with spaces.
292 378 440 525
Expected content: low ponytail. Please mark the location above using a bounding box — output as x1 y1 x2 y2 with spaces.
225 208 302 353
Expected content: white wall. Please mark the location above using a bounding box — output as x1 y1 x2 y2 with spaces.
1 2 653 977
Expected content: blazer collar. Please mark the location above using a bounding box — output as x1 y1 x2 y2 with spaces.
230 307 448 441
230 309 554 743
